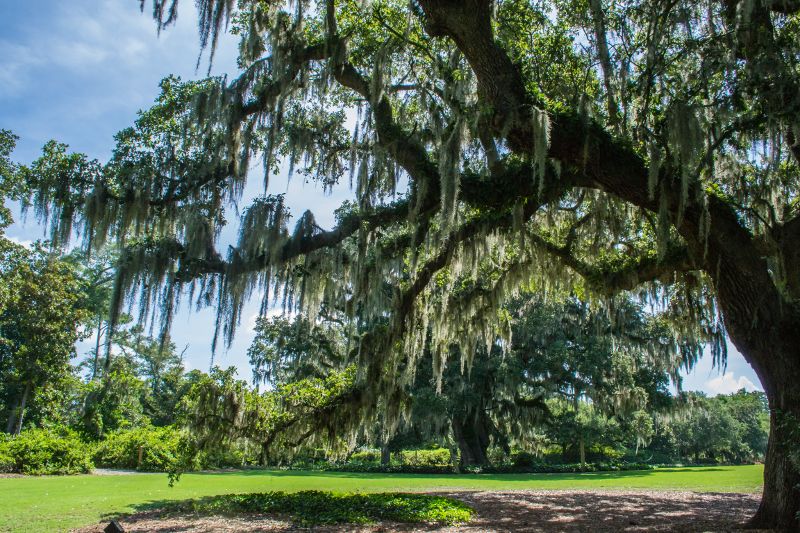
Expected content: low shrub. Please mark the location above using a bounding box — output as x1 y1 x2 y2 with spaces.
331 463 456 474
349 449 381 463
0 434 15 473
474 461 655 474
158 491 473 526
328 461 654 475
0 428 93 475
94 425 183 471
398 447 451 466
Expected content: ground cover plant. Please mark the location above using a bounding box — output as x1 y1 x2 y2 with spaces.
0 465 763 532
155 490 473 526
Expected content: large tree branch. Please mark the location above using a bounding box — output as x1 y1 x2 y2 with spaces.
415 2 794 385
172 199 411 282
526 231 698 294
396 166 574 327
588 0 621 130
332 62 442 216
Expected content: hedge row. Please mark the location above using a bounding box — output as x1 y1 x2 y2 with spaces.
328 461 654 474
0 425 190 475
0 428 654 476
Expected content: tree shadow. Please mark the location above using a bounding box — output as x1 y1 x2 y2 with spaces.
80 490 765 533
441 490 765 532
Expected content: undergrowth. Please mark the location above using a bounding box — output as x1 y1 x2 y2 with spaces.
156 490 474 526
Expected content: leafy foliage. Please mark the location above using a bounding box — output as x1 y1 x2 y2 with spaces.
0 428 92 475
156 490 473 526
93 425 184 472
0 244 92 434
10 0 800 522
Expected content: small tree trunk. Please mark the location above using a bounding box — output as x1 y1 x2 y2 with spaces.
380 446 391 466
5 404 17 434
579 435 586 465
91 316 103 380
11 383 32 435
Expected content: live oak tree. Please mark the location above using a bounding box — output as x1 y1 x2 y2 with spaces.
508 296 679 464
403 294 682 466
19 0 800 526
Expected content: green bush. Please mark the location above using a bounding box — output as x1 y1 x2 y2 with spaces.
349 449 381 463
329 460 654 475
94 425 183 471
331 463 456 474
193 444 248 470
398 447 451 466
511 451 538 467
0 428 93 475
159 491 473 526
0 434 14 473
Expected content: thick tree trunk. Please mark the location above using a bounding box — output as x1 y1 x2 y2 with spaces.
717 274 800 529
730 329 800 529
750 406 800 530
451 416 490 467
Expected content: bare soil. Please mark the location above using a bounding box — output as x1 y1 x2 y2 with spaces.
73 490 768 532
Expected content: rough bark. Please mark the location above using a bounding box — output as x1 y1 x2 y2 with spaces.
452 414 491 467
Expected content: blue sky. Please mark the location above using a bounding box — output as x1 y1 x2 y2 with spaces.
1 0 762 395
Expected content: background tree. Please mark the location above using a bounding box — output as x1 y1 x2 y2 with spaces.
65 250 117 380
79 323 194 436
0 244 91 434
19 0 800 525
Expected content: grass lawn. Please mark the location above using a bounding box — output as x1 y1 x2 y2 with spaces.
0 465 763 532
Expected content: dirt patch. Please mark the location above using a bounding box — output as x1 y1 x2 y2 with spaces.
72 490 767 532
91 469 142 476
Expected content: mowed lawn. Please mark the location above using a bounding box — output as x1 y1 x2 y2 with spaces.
0 465 763 532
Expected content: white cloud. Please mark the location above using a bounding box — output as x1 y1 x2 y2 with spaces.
705 371 760 395
5 234 33 248
245 306 294 332
0 0 236 100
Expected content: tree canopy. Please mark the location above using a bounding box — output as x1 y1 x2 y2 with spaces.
14 0 800 526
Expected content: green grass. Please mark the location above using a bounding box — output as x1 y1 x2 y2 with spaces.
0 465 763 532
159 491 474 526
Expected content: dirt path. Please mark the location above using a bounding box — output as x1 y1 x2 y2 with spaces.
73 490 766 532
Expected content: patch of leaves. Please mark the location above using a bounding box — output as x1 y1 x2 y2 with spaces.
158 490 473 526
